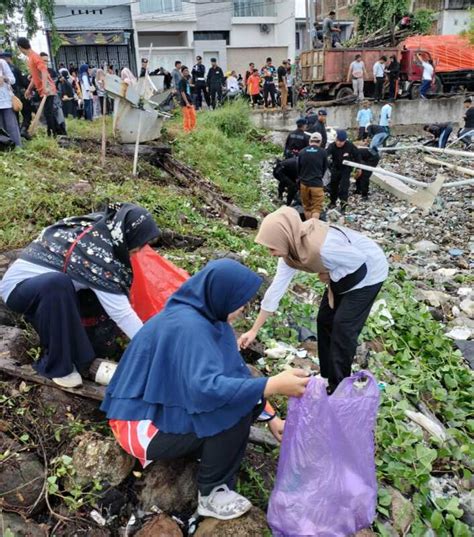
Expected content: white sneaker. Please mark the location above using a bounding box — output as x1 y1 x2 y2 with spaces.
197 484 252 520
52 366 83 388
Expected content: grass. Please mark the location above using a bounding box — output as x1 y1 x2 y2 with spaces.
2 104 473 535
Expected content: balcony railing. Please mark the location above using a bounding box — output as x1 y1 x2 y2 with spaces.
140 0 182 14
233 0 276 17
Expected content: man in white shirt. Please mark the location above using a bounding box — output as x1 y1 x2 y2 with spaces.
347 54 367 101
379 102 392 133
372 56 387 102
417 53 434 100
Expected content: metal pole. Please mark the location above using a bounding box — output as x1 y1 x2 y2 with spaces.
443 179 474 188
421 145 474 159
423 156 474 177
446 129 474 149
342 160 428 187
305 0 310 50
377 144 422 152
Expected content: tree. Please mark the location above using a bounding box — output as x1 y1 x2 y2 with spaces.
0 0 58 52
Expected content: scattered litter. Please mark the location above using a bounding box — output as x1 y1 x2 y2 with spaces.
370 299 394 329
90 509 107 526
446 327 472 340
405 410 447 442
448 248 464 257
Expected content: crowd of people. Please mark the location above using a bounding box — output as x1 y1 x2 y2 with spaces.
276 95 474 216
0 37 121 148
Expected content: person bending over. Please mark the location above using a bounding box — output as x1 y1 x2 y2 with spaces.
239 207 388 394
0 203 160 388
102 259 309 520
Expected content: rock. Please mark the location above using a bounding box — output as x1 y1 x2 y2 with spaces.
137 458 199 513
387 223 411 236
36 385 99 425
454 340 474 370
446 327 472 340
458 287 473 297
71 432 134 487
433 268 458 281
0 298 16 326
0 325 30 364
415 290 452 308
389 488 415 535
135 513 183 537
194 507 268 537
0 432 44 511
0 512 48 536
413 240 439 253
460 298 474 319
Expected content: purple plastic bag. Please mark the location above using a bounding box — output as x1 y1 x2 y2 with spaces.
268 371 380 537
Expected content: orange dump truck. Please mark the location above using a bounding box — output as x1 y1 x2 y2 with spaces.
300 35 474 99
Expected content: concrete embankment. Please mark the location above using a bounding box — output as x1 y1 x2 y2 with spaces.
251 95 466 134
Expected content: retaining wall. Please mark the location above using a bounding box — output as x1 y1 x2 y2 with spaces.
251 96 466 135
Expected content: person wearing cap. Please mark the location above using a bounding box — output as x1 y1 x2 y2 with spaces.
0 49 32 138
326 130 360 213
284 118 309 158
192 56 209 110
297 132 328 221
207 58 225 109
238 206 388 394
273 156 298 206
306 109 328 148
139 58 149 78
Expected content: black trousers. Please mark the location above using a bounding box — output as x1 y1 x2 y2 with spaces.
374 77 384 101
317 283 383 389
17 95 32 132
209 85 222 109
194 83 209 109
329 168 351 206
147 403 264 495
357 126 367 140
43 95 59 136
7 272 95 378
274 169 298 205
263 82 277 107
388 78 397 100
355 170 372 197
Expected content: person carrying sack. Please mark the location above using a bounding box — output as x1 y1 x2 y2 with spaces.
238 206 388 394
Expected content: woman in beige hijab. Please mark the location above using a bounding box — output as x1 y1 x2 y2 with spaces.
239 206 388 393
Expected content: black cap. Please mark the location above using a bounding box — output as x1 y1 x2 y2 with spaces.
210 57 217 62
296 118 307 127
318 109 327 116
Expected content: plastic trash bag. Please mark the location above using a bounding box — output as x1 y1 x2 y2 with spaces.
130 244 189 322
268 371 380 537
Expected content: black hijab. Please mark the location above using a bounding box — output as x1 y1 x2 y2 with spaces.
21 203 161 294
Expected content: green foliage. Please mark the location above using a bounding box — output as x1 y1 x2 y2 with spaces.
1 1 58 52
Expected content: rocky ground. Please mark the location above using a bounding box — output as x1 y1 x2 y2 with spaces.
0 117 472 536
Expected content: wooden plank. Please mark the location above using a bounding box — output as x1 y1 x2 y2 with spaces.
0 351 277 448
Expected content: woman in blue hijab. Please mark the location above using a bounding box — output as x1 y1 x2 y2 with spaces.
102 259 309 520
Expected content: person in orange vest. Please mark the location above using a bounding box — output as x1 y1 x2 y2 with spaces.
179 65 196 133
246 68 261 108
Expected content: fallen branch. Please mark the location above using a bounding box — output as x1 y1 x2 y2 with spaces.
158 155 258 229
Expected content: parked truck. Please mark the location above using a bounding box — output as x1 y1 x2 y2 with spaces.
299 35 474 100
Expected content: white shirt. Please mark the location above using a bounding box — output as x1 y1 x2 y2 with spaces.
0 259 143 339
261 227 388 313
226 76 240 93
379 104 392 127
373 62 385 78
349 60 365 79
0 59 15 110
421 61 434 81
81 73 91 100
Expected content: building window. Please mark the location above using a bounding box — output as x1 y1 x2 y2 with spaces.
233 0 275 17
296 31 300 50
446 0 471 8
140 0 183 14
194 31 230 45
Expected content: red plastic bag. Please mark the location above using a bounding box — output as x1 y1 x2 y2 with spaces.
130 245 189 322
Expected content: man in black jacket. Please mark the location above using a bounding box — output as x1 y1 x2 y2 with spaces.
273 157 298 205
355 147 380 199
207 58 225 109
298 132 328 220
385 55 400 101
306 108 328 148
326 129 360 213
191 56 209 110
423 123 452 148
284 118 309 158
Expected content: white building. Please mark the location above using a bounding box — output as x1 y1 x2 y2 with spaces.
132 0 295 76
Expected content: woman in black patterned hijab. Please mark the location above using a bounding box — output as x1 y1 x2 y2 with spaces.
0 203 161 388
